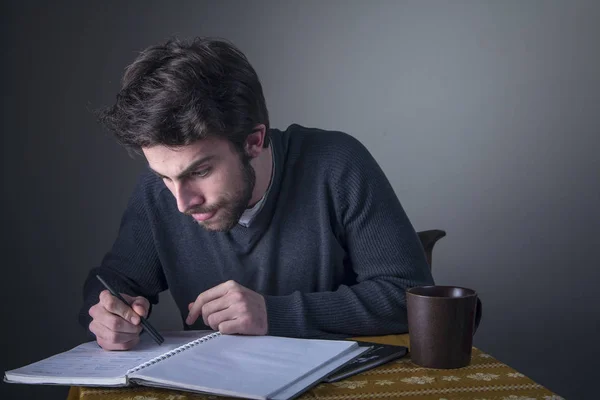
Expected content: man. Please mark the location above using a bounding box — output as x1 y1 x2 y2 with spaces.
79 37 434 351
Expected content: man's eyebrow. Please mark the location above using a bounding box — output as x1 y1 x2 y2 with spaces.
150 155 216 180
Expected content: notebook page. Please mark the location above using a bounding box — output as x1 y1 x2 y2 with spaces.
4 330 213 386
271 345 369 400
130 335 357 399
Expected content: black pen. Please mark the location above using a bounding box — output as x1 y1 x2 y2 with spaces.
96 274 164 345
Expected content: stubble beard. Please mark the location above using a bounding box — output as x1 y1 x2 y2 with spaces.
190 153 256 232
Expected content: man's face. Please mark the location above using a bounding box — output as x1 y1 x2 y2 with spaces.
142 137 255 232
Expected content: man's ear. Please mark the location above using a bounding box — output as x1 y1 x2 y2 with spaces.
245 124 267 157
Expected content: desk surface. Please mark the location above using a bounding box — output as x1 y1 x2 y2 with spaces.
68 334 562 400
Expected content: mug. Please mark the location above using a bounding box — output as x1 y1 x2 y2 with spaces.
406 285 482 369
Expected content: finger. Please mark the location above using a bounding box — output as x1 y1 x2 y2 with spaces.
220 314 265 335
200 295 235 326
130 297 150 319
121 293 150 319
99 290 140 325
99 311 143 334
206 306 238 331
89 305 142 335
187 280 238 325
217 319 241 335
89 319 141 344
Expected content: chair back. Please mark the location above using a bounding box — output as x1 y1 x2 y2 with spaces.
417 229 446 268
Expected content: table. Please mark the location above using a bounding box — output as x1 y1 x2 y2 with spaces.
68 334 563 400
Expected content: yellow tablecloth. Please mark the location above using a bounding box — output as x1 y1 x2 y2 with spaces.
68 334 563 400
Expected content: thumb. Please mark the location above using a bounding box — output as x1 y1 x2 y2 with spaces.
131 297 150 318
120 293 149 319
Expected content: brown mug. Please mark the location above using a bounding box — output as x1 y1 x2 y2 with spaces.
406 285 482 369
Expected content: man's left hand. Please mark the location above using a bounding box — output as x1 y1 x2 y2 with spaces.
186 280 268 335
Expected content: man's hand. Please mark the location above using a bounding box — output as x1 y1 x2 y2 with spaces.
186 280 268 335
88 290 150 350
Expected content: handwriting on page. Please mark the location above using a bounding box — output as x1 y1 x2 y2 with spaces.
23 345 158 378
18 331 214 378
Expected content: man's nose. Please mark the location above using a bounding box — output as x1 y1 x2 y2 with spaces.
173 182 204 213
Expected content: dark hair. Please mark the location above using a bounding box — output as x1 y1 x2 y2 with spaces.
98 37 270 155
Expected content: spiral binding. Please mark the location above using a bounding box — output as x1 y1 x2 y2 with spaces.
127 332 222 374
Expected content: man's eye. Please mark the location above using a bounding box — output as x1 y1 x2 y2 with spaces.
192 169 211 178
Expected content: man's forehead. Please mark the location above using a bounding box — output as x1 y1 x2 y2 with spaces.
142 137 228 174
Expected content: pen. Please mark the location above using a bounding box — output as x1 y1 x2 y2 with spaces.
96 274 164 345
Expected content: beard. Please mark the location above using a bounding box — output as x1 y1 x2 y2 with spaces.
185 152 256 232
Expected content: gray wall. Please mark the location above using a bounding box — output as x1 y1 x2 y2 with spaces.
2 1 598 399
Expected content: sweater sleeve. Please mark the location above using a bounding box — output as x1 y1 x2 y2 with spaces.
264 134 435 338
77 172 168 336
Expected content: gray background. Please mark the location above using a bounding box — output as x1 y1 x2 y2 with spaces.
1 1 598 399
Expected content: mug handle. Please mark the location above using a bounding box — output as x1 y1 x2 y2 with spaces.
473 297 483 334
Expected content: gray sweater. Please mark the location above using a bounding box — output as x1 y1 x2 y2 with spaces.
79 124 435 339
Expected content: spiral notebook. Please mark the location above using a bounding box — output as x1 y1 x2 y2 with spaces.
4 331 367 400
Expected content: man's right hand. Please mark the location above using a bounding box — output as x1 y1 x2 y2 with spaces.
88 290 150 351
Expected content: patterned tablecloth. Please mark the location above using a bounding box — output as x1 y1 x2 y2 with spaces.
68 334 563 400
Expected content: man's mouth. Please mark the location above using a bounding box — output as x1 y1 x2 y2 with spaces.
191 209 218 222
